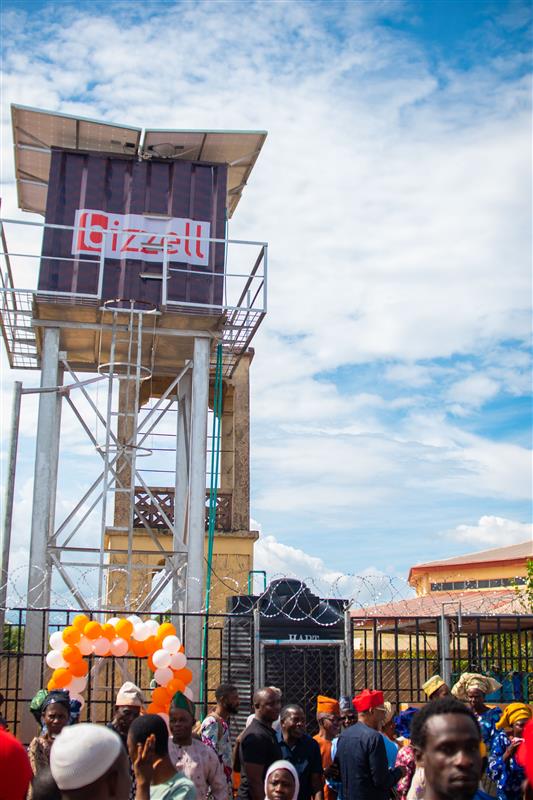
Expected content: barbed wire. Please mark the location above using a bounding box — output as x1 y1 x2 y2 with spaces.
2 561 528 622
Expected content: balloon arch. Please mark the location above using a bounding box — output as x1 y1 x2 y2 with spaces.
46 614 193 716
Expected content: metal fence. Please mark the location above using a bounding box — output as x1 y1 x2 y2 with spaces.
1 608 254 742
351 614 533 707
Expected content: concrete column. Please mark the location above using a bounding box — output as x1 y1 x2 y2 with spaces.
231 352 252 530
185 337 210 700
22 327 61 743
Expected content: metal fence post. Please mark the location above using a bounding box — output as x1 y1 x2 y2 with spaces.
0 381 22 633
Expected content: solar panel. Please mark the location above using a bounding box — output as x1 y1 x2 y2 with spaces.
11 105 267 218
11 105 142 214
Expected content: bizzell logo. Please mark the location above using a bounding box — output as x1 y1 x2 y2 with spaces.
72 209 211 266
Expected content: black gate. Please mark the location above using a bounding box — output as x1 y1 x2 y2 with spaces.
263 644 341 736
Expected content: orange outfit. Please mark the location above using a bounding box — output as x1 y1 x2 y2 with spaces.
314 734 336 800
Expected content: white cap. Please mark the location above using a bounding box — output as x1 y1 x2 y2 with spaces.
50 723 122 790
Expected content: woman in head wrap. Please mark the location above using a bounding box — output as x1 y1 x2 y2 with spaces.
452 673 503 747
27 690 71 797
264 760 300 800
487 703 532 800
393 708 419 800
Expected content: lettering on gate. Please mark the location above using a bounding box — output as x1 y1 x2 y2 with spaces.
287 634 320 641
72 209 211 266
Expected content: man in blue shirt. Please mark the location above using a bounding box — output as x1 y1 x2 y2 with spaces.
277 704 323 800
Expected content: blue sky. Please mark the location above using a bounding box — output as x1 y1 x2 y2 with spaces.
0 0 531 606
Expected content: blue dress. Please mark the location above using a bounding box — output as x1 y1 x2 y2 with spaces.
488 730 525 800
477 706 502 748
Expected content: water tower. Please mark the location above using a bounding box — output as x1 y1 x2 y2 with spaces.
0 105 267 722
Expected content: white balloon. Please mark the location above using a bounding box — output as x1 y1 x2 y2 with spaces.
162 635 181 654
46 649 67 670
132 623 150 642
143 620 160 637
78 636 93 656
169 652 187 671
154 667 173 686
110 637 129 657
183 686 194 701
70 692 85 709
92 637 110 656
152 649 171 669
107 617 120 627
127 614 142 626
50 631 65 650
69 676 88 693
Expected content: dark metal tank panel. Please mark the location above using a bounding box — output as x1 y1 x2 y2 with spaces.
40 148 227 308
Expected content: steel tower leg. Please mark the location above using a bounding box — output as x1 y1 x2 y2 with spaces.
173 370 191 622
185 337 210 700
21 327 61 742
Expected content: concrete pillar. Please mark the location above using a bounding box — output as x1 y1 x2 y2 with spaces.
231 352 252 531
185 337 210 700
22 327 61 743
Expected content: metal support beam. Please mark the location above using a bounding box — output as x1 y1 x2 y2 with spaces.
185 337 210 701
21 327 61 742
173 371 191 615
0 381 22 632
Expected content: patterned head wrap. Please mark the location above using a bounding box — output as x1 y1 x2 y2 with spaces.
495 702 532 730
451 673 502 700
42 690 71 715
171 690 196 718
338 695 353 713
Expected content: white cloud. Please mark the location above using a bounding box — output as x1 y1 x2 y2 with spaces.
254 533 411 608
447 374 500 407
447 515 533 547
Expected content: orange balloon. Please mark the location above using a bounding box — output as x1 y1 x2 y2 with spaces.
147 655 156 672
175 667 192 686
101 623 116 641
157 622 176 640
72 614 90 631
167 678 185 696
62 645 82 664
70 659 88 677
62 626 81 646
152 687 169 706
130 640 146 658
47 678 57 691
144 636 159 655
115 619 133 639
84 621 102 640
52 667 72 688
147 702 166 715
178 645 185 653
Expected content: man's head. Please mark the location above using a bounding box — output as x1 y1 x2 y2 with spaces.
353 689 386 731
169 691 196 744
280 704 305 742
422 676 450 702
128 714 169 764
112 682 144 737
316 695 341 740
50 723 131 800
254 687 282 724
410 697 482 800
215 683 240 715
338 696 357 728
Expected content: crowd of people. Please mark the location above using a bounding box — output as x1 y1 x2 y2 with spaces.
1 671 532 800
